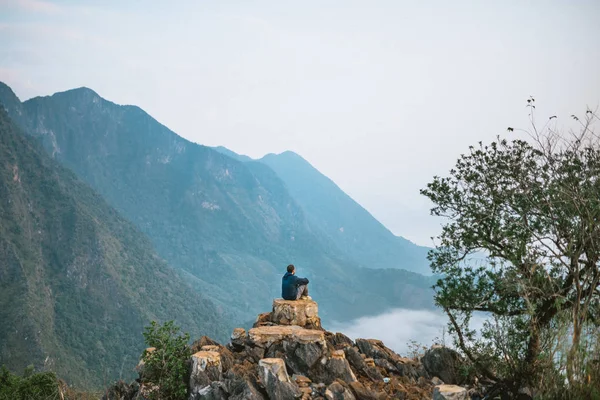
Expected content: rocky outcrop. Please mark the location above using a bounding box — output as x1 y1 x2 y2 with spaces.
104 299 458 400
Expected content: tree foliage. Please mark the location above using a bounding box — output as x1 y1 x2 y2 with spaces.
141 321 191 400
421 100 600 397
0 365 61 400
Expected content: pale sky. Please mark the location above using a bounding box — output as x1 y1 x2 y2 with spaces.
1 0 599 245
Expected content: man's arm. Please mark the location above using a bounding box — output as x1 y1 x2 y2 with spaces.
296 276 309 285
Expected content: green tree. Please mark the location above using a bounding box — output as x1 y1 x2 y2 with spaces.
421 100 600 397
141 321 191 400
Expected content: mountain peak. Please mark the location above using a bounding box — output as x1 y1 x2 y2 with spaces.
261 150 307 164
52 86 102 101
0 81 24 117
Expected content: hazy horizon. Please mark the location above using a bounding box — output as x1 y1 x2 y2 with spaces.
2 0 599 245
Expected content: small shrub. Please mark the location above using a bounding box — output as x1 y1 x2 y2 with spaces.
0 365 60 400
141 321 191 400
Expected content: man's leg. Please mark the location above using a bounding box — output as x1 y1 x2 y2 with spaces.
296 284 309 300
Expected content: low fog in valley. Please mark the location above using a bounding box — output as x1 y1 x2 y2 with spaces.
328 308 487 356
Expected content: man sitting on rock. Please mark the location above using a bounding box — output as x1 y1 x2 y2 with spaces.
282 264 311 301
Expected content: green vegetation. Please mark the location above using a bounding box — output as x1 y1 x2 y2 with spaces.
141 321 191 400
0 106 229 388
0 366 61 400
0 366 98 400
422 100 600 398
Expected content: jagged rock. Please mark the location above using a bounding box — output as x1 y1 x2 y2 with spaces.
292 374 312 387
348 381 383 400
224 364 267 400
433 384 468 400
246 346 266 363
374 358 398 374
248 325 326 347
191 336 222 353
261 337 327 377
364 366 385 383
312 350 357 385
190 381 228 400
355 339 426 381
356 339 389 360
344 347 367 371
325 381 357 400
254 312 272 328
343 347 383 382
395 358 425 381
231 328 247 350
190 338 235 374
431 376 444 386
258 358 302 399
422 346 464 385
189 351 223 397
270 298 323 329
327 332 354 350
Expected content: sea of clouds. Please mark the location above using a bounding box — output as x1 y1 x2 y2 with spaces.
327 308 487 356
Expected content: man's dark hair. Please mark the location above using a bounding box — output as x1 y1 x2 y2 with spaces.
287 264 295 273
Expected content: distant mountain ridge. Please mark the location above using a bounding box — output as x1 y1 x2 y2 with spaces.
0 106 228 388
0 82 435 329
211 148 431 274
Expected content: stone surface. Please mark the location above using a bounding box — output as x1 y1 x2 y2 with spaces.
431 376 444 386
190 382 228 400
312 350 357 385
191 336 221 353
231 328 246 341
327 332 354 349
253 312 272 328
248 325 326 347
189 351 222 397
258 358 302 399
433 384 468 400
348 381 382 400
230 328 247 351
271 298 322 329
325 381 357 400
422 346 464 385
223 365 266 400
292 374 312 387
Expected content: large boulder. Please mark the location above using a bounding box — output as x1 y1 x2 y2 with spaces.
422 346 464 385
258 358 302 399
270 298 322 329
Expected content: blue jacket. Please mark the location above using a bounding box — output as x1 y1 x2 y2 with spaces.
281 272 309 300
